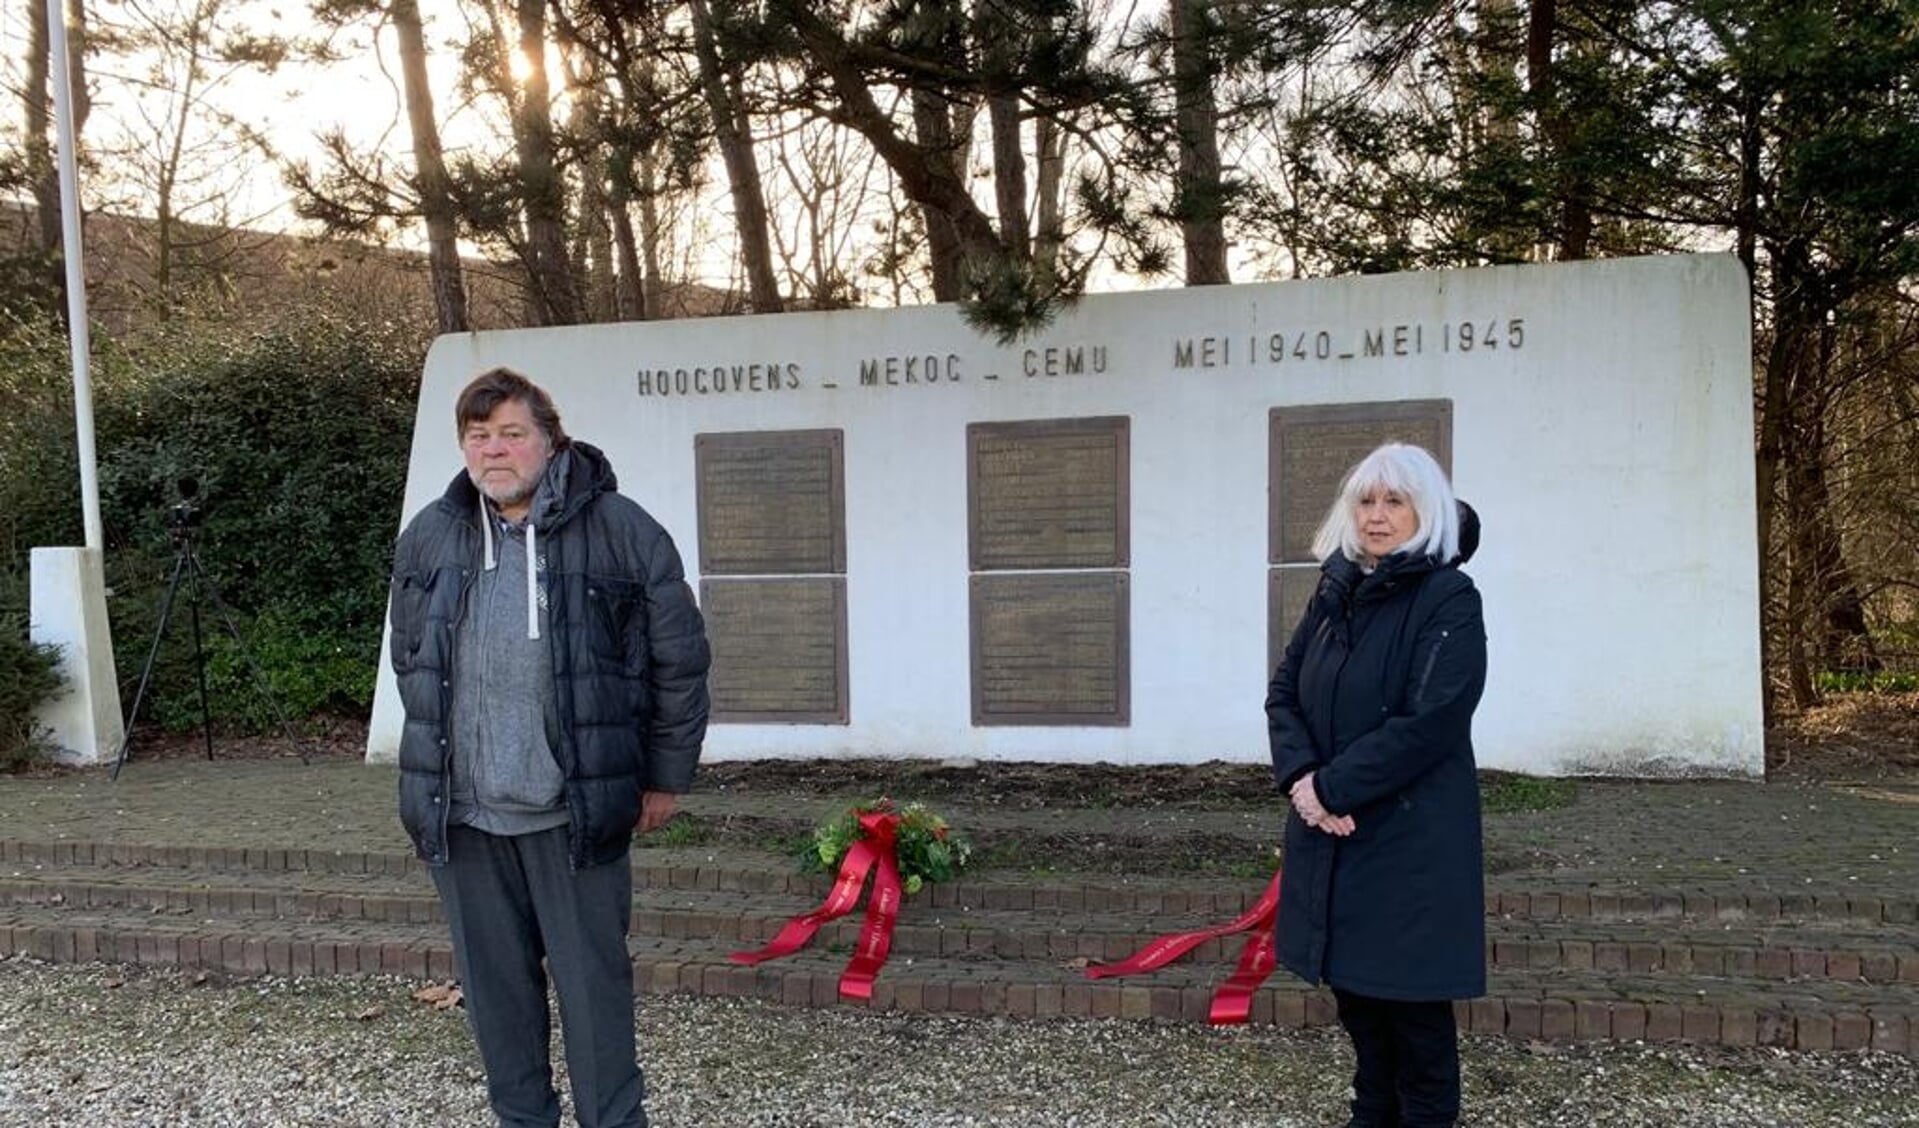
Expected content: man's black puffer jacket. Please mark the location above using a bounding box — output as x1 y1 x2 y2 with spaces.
389 441 711 869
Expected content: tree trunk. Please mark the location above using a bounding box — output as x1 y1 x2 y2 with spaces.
21 0 95 306
1794 323 1882 674
151 3 211 315
687 0 782 312
978 3 1027 256
989 92 1028 258
511 0 583 326
64 0 90 133
1784 521 1818 709
1760 237 1890 708
903 0 969 301
580 189 617 322
912 88 966 301
1170 0 1229 284
568 78 617 323
1033 115 1066 282
607 166 647 320
392 0 469 333
1472 0 1534 261
1525 0 1592 259
1757 281 1807 713
1477 0 1520 146
24 0 90 254
637 142 666 319
1735 92 1762 280
25 0 61 255
1800 458 1882 674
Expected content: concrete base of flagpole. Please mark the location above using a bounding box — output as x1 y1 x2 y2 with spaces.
364 624 401 765
29 546 125 765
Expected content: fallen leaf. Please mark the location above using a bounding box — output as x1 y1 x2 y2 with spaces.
413 982 464 1011
101 977 124 989
1060 957 1091 971
355 1004 386 1021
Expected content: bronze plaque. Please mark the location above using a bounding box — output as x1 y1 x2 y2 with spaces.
1269 401 1452 564
1268 566 1321 677
969 418 1129 570
970 572 1129 725
701 577 848 723
697 430 845 575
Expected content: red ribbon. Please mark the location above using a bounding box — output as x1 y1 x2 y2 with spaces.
839 814 902 999
1085 869 1282 1024
730 810 904 1000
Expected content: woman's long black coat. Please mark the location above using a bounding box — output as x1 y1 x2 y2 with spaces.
1266 509 1488 1001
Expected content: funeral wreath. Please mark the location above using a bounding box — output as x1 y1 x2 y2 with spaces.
806 797 973 894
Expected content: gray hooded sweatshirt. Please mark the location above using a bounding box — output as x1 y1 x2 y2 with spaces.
446 451 571 836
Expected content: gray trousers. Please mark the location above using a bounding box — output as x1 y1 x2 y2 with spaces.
432 824 646 1128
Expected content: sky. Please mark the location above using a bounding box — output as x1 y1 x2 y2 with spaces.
3 0 1177 301
1 0 499 233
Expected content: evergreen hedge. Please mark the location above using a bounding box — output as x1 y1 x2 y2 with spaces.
0 590 64 769
2 315 424 742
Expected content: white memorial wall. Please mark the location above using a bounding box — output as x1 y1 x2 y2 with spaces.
367 253 1762 776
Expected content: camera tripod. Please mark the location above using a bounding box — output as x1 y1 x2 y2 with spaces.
111 500 308 779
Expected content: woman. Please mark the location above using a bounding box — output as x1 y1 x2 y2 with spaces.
1267 442 1487 1128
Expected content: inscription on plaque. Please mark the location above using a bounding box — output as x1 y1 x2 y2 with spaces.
697 430 845 575
1269 401 1452 565
971 573 1129 725
969 418 1129 570
697 429 848 723
702 578 848 723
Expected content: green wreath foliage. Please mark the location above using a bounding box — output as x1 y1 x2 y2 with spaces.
806 798 973 895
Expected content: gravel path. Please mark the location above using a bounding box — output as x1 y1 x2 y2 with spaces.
1 957 1912 1127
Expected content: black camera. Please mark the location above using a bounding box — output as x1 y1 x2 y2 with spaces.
167 477 204 535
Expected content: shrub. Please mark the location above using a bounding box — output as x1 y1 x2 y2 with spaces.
3 316 423 734
0 606 64 770
139 604 380 732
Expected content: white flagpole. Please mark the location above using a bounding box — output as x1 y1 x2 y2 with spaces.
30 0 122 765
47 0 103 550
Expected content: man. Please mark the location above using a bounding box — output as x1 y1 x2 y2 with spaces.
389 367 710 1128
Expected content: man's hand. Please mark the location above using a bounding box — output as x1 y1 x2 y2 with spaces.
638 790 679 833
1289 772 1355 837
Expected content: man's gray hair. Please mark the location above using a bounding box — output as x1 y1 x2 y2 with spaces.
1310 443 1460 564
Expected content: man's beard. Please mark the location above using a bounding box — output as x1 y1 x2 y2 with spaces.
473 471 538 510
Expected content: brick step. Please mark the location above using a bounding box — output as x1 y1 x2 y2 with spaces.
6 864 1918 995
0 873 439 926
8 836 1914 928
0 839 428 878
1486 916 1919 985
0 838 1283 915
611 800 1919 905
638 887 1919 985
0 902 1912 1057
639 944 1919 1056
1487 885 1919 928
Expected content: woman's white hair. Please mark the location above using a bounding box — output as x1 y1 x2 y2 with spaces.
1310 442 1460 564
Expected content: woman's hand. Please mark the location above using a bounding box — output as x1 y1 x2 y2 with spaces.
1290 772 1356 837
